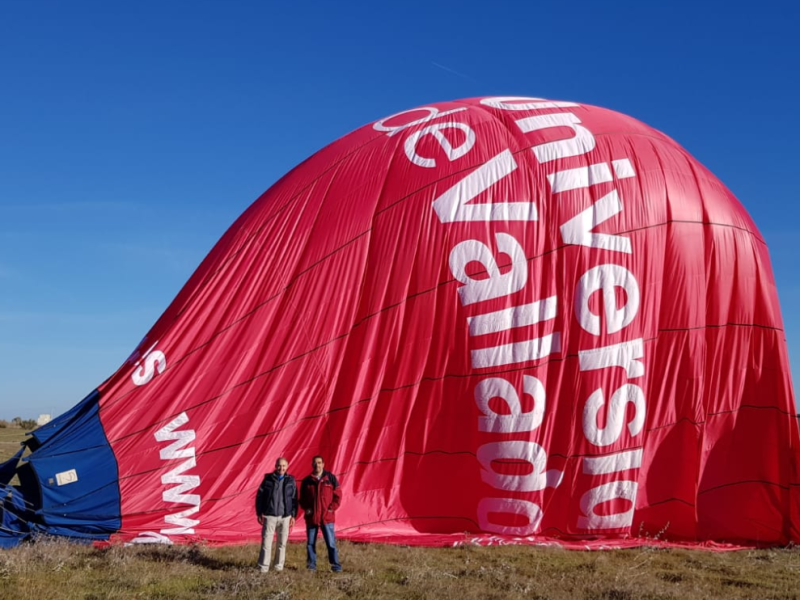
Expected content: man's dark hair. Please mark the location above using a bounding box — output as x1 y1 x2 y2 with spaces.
312 455 325 464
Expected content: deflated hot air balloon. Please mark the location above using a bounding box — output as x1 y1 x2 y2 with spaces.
2 96 798 549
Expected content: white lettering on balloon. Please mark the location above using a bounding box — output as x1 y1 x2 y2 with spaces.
131 341 167 386
373 105 467 137
404 122 476 168
153 412 202 539
381 94 649 539
574 265 640 336
448 234 528 306
432 150 537 222
474 375 546 434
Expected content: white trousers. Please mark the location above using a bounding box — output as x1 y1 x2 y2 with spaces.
257 515 291 571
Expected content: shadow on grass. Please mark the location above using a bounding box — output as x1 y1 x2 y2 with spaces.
90 543 243 571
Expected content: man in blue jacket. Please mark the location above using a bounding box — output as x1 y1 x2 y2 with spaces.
255 457 297 572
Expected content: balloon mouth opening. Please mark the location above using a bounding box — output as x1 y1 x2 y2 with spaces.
0 389 121 548
0 439 44 546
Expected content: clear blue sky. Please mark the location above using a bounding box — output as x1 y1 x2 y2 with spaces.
1 0 798 419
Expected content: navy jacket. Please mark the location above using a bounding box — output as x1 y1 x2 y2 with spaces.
255 473 298 518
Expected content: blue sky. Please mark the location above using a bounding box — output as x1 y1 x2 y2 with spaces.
1 0 798 418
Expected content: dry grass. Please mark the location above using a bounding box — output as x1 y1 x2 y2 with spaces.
0 427 27 462
2 430 800 599
0 537 798 600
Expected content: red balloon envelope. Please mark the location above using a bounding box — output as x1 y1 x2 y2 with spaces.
9 96 799 549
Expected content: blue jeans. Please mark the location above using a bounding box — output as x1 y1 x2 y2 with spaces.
306 523 341 571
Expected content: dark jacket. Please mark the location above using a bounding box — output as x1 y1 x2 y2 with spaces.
299 471 342 526
255 473 298 518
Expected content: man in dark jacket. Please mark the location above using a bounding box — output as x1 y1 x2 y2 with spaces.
255 457 297 572
299 455 342 572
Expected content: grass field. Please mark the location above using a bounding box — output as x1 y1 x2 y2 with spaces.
2 537 800 600
0 427 26 462
2 429 800 599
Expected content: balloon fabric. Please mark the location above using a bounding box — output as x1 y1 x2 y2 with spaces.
8 97 799 549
